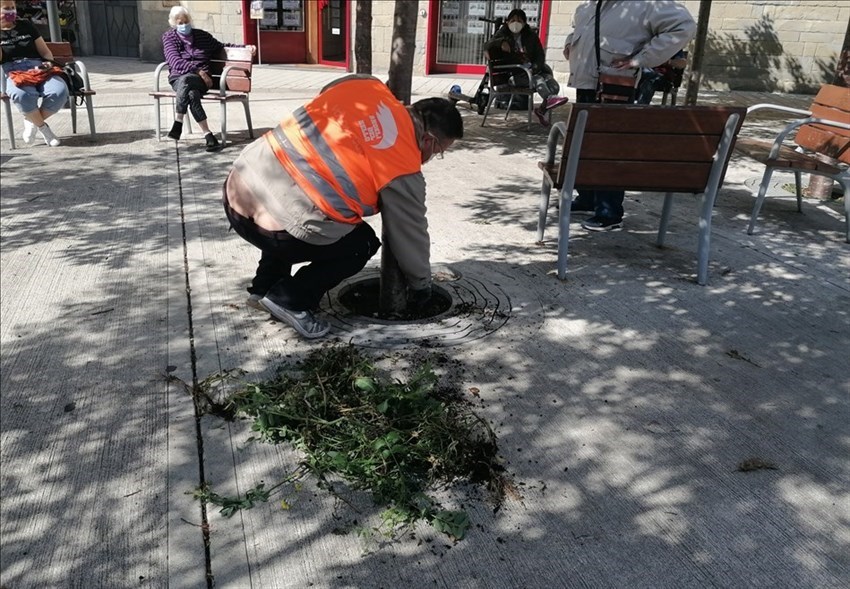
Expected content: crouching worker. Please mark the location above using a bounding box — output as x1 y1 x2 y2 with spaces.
223 75 464 339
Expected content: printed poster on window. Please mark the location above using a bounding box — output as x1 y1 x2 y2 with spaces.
249 0 264 20
441 16 458 34
466 19 485 35
283 11 301 27
468 1 486 17
282 0 301 8
521 2 539 23
442 1 459 17
494 2 513 17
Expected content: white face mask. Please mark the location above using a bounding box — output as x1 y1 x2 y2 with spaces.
508 22 523 34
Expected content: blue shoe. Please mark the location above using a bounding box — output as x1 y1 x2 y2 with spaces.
582 216 623 232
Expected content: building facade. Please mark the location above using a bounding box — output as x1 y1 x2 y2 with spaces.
37 0 850 92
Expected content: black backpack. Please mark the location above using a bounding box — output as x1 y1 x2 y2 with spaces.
60 63 85 106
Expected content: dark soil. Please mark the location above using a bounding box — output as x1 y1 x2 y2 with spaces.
338 278 453 320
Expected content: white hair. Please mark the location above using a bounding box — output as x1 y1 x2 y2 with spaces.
168 6 191 27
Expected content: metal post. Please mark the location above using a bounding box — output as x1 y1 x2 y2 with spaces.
45 0 61 42
256 20 262 65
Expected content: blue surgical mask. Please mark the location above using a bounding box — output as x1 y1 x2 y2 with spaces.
176 23 192 35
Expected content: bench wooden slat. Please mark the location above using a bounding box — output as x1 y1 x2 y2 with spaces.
573 161 713 192
45 41 73 63
735 137 844 174
565 134 719 162
566 105 739 135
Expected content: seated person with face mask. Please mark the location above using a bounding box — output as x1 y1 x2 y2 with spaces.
484 8 568 126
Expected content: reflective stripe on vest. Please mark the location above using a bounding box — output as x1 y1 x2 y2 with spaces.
265 78 420 225
267 124 361 223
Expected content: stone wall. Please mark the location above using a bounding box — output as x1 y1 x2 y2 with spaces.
138 0 246 63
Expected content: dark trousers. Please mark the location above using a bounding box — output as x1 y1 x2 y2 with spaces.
573 88 625 221
170 73 209 122
223 194 381 311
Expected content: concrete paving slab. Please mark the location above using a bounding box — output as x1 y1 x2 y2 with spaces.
2 58 848 588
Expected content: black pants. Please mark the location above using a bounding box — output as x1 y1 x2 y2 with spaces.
170 73 209 122
572 88 625 221
223 193 381 311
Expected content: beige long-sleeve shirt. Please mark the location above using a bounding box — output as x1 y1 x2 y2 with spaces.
564 0 696 90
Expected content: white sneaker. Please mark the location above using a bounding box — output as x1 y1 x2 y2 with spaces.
38 124 60 147
22 120 37 144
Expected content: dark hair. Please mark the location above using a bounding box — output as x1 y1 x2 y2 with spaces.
412 97 464 140
506 9 527 24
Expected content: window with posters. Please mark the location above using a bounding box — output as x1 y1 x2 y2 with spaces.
259 0 304 32
434 0 545 70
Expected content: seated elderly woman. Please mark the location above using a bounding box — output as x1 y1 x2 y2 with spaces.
0 0 69 147
162 6 255 152
484 8 568 126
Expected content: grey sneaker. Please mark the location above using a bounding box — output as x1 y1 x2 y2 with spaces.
259 296 330 339
246 294 264 311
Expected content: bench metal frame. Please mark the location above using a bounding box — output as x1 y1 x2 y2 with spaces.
740 99 850 243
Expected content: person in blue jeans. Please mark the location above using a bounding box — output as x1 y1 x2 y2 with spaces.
563 0 696 231
0 0 69 147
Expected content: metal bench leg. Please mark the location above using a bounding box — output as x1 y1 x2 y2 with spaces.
69 98 77 134
220 101 228 147
537 178 552 241
556 185 573 280
747 167 775 235
85 96 96 136
154 96 161 141
242 97 254 139
842 178 850 243
697 189 716 286
793 170 802 212
2 99 16 150
656 192 674 247
481 92 497 127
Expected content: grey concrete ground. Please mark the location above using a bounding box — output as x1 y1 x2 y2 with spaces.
1 58 849 588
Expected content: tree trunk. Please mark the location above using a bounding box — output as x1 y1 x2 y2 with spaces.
806 17 850 198
386 0 418 105
355 1 372 74
379 0 419 318
832 17 850 87
684 0 712 106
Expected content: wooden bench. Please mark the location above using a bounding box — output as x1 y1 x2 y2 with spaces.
537 103 746 285
734 84 850 242
151 46 255 148
0 41 96 150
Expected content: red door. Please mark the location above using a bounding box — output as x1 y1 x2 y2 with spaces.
242 0 307 64
317 0 349 68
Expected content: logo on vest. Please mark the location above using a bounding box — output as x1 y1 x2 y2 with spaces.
358 102 398 150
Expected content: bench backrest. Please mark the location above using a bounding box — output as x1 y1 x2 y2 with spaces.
556 104 747 193
45 41 73 65
795 84 850 164
209 46 252 93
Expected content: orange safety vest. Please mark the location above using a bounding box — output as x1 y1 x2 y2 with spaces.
265 78 421 224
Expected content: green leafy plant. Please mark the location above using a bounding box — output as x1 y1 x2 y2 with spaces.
200 345 511 540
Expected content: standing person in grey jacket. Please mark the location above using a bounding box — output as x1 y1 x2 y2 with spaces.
563 0 696 231
223 75 463 339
